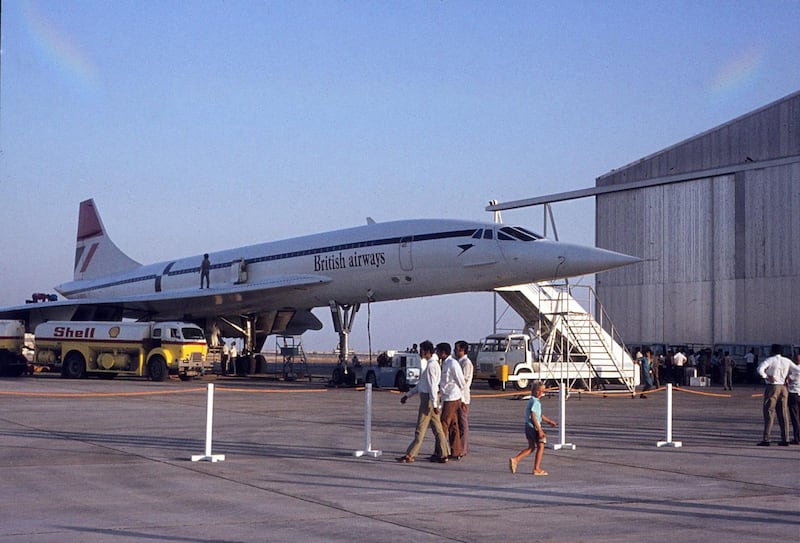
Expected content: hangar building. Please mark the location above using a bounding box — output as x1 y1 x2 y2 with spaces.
595 90 800 352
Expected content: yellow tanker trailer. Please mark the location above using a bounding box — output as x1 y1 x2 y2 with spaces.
34 321 209 381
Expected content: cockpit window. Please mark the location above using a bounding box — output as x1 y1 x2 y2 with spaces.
472 229 483 239
499 226 542 241
483 229 493 239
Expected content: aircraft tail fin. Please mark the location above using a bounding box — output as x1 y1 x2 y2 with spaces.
73 199 140 281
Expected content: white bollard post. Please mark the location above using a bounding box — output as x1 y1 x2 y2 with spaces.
551 383 575 451
354 383 382 458
192 383 226 462
657 383 683 448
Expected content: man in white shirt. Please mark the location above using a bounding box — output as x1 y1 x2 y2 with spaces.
745 349 756 382
229 341 238 375
672 349 687 386
438 342 466 459
397 341 451 463
756 344 792 446
454 340 473 457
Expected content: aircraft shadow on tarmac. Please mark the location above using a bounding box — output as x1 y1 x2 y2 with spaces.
0 427 357 460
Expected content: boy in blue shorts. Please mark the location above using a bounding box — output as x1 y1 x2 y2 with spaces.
509 381 557 475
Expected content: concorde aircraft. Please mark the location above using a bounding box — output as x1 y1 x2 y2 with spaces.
0 199 638 357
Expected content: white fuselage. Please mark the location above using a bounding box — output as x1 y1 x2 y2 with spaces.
56 219 635 312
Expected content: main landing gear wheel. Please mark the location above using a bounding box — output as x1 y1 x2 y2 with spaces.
331 366 356 386
148 356 168 382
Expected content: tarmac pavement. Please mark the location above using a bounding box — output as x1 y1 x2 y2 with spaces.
0 374 797 542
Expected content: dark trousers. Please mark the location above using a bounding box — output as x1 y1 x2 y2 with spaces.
441 399 463 457
789 392 800 443
457 402 470 456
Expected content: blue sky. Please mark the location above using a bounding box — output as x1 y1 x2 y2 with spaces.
1 0 798 353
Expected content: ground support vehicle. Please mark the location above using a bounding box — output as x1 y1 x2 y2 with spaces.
34 321 209 381
473 333 539 390
362 350 422 391
0 320 29 377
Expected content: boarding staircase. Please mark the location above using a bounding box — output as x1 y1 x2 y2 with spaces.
494 282 638 392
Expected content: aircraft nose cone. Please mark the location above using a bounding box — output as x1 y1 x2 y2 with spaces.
556 244 640 277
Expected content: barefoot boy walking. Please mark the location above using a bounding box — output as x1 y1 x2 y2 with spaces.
509 381 557 476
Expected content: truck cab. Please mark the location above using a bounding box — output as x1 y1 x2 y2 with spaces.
364 350 422 391
474 333 539 390
150 322 209 380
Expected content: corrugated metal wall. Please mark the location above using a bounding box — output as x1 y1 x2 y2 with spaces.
596 91 800 348
598 91 800 188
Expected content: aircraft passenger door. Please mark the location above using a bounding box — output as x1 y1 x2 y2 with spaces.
399 237 413 271
231 258 248 284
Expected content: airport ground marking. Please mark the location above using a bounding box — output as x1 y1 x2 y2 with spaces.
0 388 206 398
0 386 328 398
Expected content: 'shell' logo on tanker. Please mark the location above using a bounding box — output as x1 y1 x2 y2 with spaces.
53 326 96 339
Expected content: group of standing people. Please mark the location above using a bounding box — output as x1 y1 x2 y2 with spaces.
397 340 473 464
634 347 742 394
397 340 559 476
757 344 800 446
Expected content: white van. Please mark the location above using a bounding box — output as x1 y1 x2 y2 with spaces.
363 350 422 391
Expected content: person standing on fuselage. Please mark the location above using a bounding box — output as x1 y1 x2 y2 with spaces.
200 253 211 289
397 341 451 463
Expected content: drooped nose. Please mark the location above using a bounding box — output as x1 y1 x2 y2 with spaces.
553 243 640 278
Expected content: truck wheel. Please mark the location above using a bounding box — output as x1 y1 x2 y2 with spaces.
514 370 533 390
148 356 168 382
62 352 86 379
0 352 13 377
395 372 408 391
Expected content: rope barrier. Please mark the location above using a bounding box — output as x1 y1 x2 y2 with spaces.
673 387 732 399
0 382 739 399
214 387 327 394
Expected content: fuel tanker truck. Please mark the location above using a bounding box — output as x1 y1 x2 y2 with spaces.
34 321 209 381
0 320 29 377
